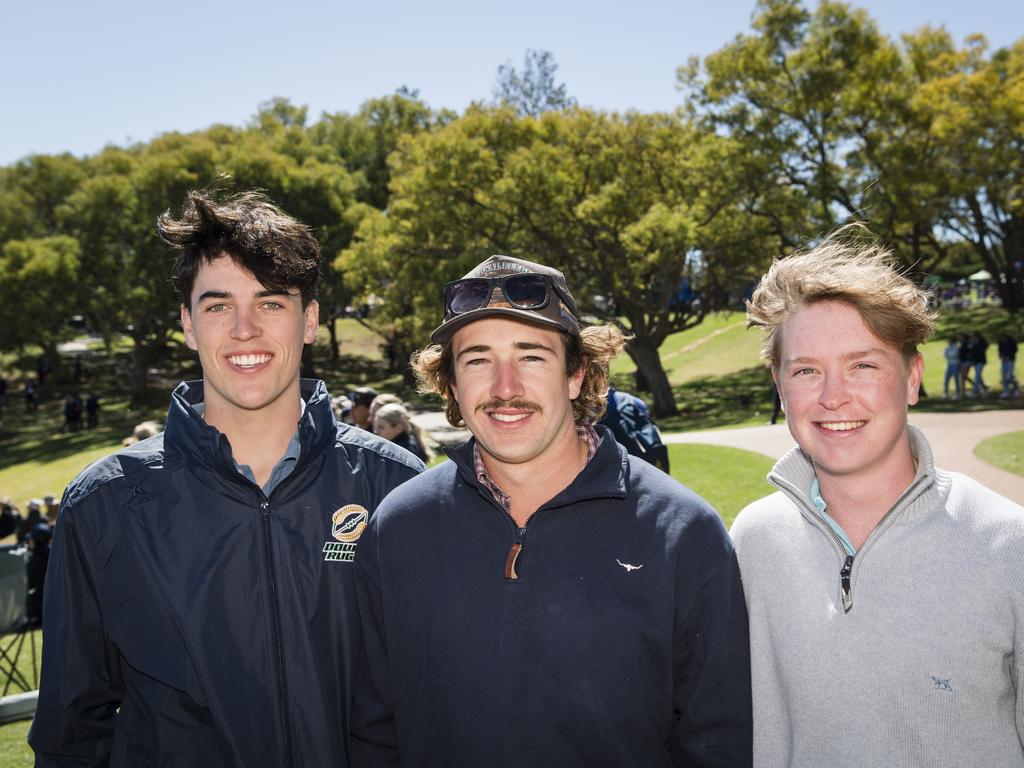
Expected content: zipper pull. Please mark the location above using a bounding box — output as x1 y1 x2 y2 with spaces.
504 543 522 580
840 554 854 612
260 500 270 518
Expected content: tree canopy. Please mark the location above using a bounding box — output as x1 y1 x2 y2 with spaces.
1 10 1021 411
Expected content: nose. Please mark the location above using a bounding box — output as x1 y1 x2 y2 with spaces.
230 307 261 341
491 360 524 401
818 370 850 410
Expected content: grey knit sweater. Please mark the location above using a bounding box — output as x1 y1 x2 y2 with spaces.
731 426 1024 767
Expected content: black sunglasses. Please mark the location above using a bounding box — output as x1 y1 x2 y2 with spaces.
443 273 576 316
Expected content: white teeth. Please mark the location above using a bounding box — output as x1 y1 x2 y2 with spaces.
819 421 866 432
229 354 271 368
491 412 529 423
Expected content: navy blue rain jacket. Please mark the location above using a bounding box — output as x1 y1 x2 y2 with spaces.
29 380 423 767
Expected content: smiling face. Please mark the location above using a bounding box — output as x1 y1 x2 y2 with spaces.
449 317 584 473
180 255 318 428
775 300 922 489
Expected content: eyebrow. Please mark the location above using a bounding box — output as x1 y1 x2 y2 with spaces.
455 340 557 361
786 348 889 365
195 288 296 303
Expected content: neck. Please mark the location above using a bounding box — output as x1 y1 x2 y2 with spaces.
202 386 303 486
815 432 918 549
481 424 587 527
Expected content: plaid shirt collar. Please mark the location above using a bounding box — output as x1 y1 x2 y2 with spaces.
473 423 601 516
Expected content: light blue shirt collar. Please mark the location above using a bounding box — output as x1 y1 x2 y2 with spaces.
810 475 857 556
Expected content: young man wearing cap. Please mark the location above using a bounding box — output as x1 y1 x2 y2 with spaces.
732 234 1024 766
351 255 752 766
30 191 424 768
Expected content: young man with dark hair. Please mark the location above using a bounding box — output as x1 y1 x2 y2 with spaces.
351 255 752 767
734 231 1024 766
30 190 423 768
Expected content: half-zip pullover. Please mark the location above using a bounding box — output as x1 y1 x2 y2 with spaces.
731 425 1024 767
352 426 752 767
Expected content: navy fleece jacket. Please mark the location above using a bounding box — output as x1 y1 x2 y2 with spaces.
351 427 752 767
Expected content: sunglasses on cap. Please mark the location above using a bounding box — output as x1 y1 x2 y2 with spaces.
443 273 577 317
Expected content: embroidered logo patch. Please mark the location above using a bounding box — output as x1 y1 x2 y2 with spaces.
332 504 367 542
323 504 368 562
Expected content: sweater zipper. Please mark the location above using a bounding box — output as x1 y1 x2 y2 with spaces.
259 497 294 767
500 494 621 580
774 474 926 612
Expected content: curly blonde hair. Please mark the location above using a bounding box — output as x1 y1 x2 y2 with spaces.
747 228 935 369
411 324 628 428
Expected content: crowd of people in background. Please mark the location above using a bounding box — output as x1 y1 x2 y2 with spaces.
1 494 57 628
943 331 1019 400
331 386 432 463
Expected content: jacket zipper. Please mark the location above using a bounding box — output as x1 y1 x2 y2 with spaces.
773 474 927 612
259 498 294 767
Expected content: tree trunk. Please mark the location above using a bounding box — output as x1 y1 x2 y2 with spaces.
996 218 1024 311
327 316 340 362
130 340 150 405
625 338 677 418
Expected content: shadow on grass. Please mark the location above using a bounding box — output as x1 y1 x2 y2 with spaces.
935 306 1024 339
914 395 1024 414
657 366 776 433
0 403 155 473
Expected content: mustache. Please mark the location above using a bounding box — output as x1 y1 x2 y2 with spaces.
475 399 542 414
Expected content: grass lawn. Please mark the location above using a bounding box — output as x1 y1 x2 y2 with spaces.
974 430 1024 477
0 628 42 767
669 444 775 528
0 718 31 766
611 312 760 386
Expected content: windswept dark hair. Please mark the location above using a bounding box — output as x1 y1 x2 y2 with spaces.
158 189 321 308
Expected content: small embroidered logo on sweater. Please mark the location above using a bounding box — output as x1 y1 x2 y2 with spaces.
931 677 953 692
616 559 643 572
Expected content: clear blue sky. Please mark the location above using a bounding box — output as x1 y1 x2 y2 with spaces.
3 0 1021 166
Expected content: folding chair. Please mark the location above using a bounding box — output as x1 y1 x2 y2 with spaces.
0 545 38 697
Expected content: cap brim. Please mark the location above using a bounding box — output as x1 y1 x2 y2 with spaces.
430 307 576 344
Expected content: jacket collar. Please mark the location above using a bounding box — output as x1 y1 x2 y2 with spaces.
447 423 629 507
769 424 950 526
163 379 337 477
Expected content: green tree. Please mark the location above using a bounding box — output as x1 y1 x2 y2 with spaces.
313 88 444 210
917 37 1024 307
341 107 784 416
58 133 225 401
681 0 1024 304
0 154 86 242
0 236 82 367
235 101 361 365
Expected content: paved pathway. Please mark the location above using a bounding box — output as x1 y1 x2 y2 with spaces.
412 408 1024 503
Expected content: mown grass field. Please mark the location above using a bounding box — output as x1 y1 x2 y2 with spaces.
974 430 1024 477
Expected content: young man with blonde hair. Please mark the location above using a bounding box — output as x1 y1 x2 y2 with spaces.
732 232 1024 766
351 255 752 766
